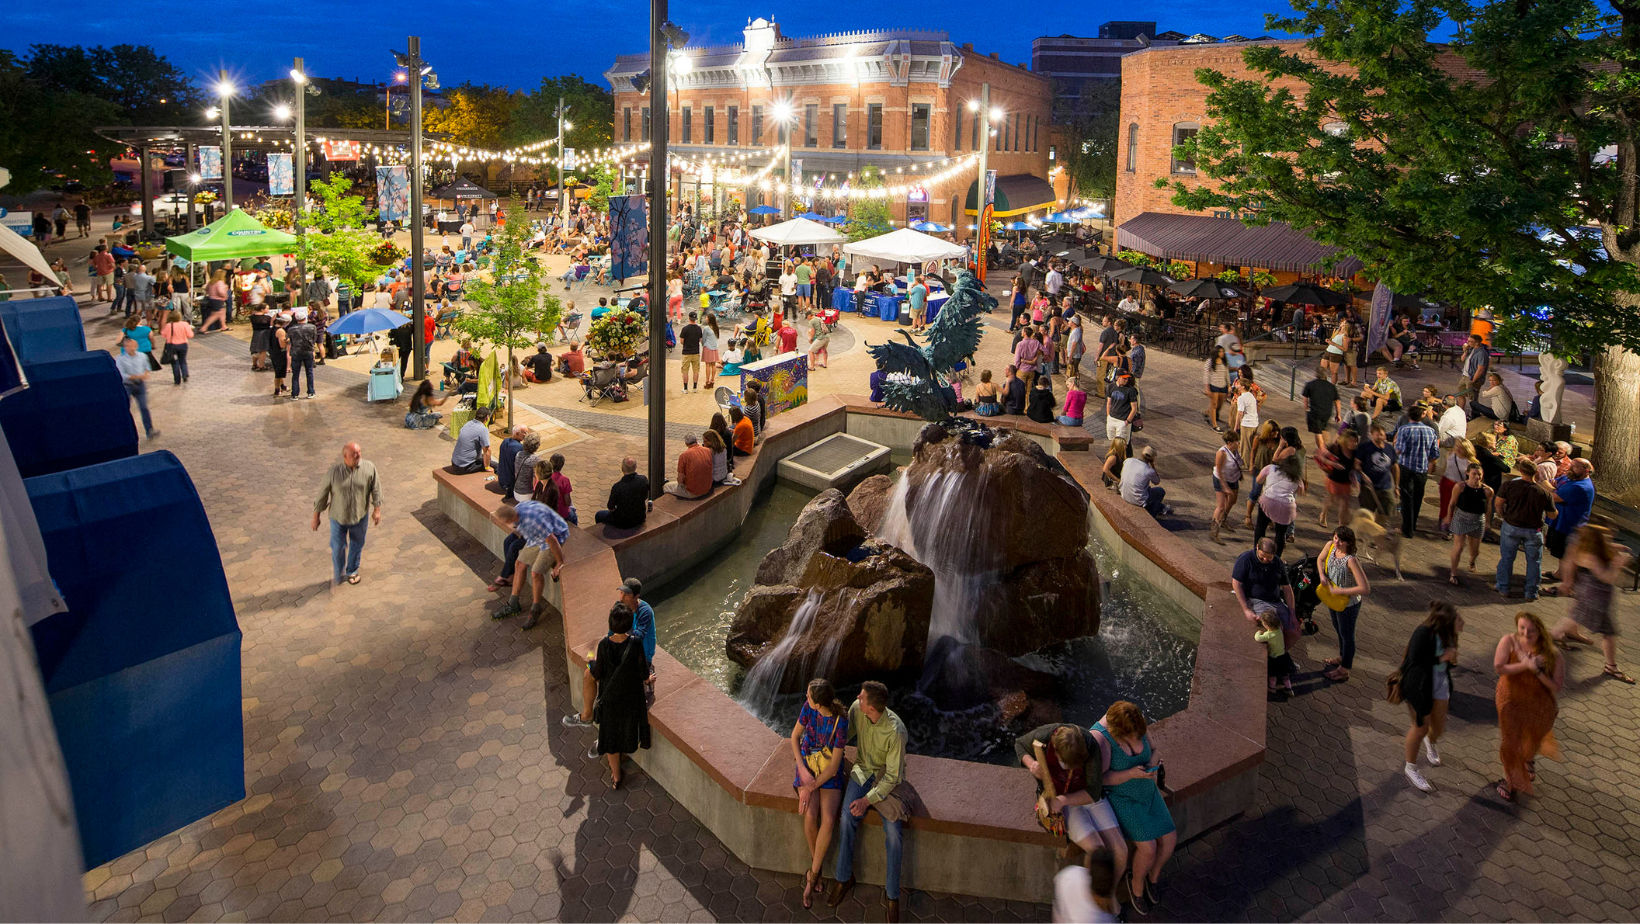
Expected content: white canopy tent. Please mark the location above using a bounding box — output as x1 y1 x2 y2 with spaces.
841 227 966 266
749 216 847 247
0 223 63 288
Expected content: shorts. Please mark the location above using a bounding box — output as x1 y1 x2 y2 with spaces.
525 544 565 609
1343 350 1358 367
1457 379 1475 398
1213 476 1240 494
1306 417 1330 434
681 354 701 374
796 284 811 298
1546 528 1570 559
1326 478 1352 497
1209 384 1228 395
1433 665 1451 701
1065 798 1121 845
97 273 113 286
1105 416 1132 441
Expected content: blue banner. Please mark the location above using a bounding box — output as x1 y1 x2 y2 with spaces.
608 195 648 282
1368 282 1393 356
267 153 293 196
198 146 222 181
376 165 408 222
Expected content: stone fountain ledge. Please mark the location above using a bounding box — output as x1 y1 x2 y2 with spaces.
432 395 1264 902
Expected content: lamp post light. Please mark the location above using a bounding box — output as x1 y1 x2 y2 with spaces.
770 99 796 218
646 8 689 498
386 72 407 129
555 97 571 226
216 73 236 210
290 59 316 302
394 38 438 380
967 85 1002 283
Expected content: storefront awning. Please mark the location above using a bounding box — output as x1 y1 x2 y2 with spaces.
1116 212 1363 276
962 174 1058 218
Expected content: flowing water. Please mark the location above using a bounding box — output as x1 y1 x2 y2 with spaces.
649 480 1199 766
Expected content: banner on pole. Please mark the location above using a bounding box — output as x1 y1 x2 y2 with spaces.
323 140 360 162
267 153 294 196
608 195 649 282
976 169 997 283
198 146 222 180
376 165 409 222
1367 282 1394 356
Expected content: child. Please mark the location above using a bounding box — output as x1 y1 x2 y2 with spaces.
1256 610 1295 695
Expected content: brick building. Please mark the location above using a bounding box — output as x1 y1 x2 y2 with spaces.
1112 40 1363 281
605 18 1056 231
1031 23 1182 120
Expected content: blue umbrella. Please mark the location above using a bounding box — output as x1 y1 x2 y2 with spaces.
327 308 410 336
1044 211 1079 224
798 211 829 221
1069 205 1103 220
749 205 780 215
826 214 849 224
911 221 953 233
1002 221 1034 231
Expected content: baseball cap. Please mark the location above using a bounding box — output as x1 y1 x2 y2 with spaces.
618 577 642 596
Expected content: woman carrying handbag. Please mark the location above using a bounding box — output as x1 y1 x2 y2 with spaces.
1318 525 1371 682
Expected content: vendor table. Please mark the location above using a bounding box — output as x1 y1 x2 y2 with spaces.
873 294 902 321
832 288 855 312
925 293 951 323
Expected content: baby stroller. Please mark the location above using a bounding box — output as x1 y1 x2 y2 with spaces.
579 362 626 407
1287 558 1323 635
819 306 841 333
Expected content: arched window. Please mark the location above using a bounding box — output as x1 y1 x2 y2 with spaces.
1125 123 1139 173
1322 120 1349 138
1171 121 1201 174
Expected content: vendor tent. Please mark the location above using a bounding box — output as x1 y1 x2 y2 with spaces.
164 209 297 262
842 227 966 265
749 216 847 246
0 223 60 284
430 178 498 200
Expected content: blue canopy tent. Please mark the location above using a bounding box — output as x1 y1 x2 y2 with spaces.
0 353 137 478
1043 211 1079 224
0 296 88 360
27 451 243 868
749 205 781 215
911 221 954 233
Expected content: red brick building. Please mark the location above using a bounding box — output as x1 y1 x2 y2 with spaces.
605 18 1056 231
1113 40 1363 281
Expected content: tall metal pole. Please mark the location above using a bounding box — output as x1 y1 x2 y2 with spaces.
385 85 392 131
646 0 669 499
409 36 427 380
783 128 793 219
220 70 234 211
557 96 568 226
975 82 990 283
293 57 308 299
184 141 197 230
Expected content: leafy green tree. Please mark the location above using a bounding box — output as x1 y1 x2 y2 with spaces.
846 166 894 242
511 75 614 152
1056 80 1122 201
297 175 379 306
452 198 560 428
0 50 120 192
25 43 199 123
1165 0 1640 496
421 83 520 149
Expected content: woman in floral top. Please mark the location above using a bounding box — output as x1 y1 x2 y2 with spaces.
790 678 850 907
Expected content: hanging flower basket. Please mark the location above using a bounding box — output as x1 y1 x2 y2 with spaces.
586 307 647 358
369 241 407 266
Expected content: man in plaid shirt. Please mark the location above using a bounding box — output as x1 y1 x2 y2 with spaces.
1393 405 1441 538
494 500 568 628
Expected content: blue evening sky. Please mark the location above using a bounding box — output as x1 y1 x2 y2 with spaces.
0 0 1295 92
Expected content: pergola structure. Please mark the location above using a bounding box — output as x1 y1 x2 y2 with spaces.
93 126 439 238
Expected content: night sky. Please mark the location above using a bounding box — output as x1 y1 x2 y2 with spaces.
2 0 1293 92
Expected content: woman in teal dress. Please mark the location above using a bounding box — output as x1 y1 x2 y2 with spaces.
1094 701 1176 915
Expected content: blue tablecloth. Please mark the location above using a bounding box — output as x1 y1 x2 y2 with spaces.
874 294 902 321
832 288 855 312
926 293 951 323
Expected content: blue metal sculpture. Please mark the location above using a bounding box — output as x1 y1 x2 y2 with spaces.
865 270 995 422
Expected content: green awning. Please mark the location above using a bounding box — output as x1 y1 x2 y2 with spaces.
962 174 1058 218
165 209 298 262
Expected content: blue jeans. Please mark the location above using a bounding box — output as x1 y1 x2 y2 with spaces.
112 286 127 314
124 379 153 435
501 531 526 580
168 342 189 383
834 774 904 899
291 351 316 396
330 517 369 584
1496 523 1543 598
1144 485 1167 517
1330 602 1361 669
1056 415 1083 427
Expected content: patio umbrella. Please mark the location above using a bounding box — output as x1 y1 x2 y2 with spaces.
1167 278 1248 300
911 221 953 233
326 308 410 336
1075 254 1130 273
749 205 780 215
826 215 849 224
1262 282 1348 306
1110 266 1175 287
1002 221 1034 231
798 211 829 221
1069 205 1104 220
1043 211 1079 224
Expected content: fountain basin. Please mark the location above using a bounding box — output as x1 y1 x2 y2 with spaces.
520 396 1264 902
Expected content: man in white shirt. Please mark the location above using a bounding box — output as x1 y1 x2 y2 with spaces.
1116 294 1139 313
1235 383 1261 463
114 336 159 439
1044 264 1064 297
459 220 475 251
1437 394 1468 444
1119 446 1169 517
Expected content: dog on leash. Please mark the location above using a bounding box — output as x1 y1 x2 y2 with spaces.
1350 508 1405 580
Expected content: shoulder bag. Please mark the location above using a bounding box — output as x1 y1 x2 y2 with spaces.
1315 540 1350 612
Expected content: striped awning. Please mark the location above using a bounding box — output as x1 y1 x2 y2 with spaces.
962 174 1059 218
1116 212 1363 277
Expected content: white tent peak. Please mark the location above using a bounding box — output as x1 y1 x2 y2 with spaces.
841 227 965 265
748 217 847 247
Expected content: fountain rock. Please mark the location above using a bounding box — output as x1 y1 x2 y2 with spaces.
972 550 1103 656
920 637 1059 710
754 488 867 586
845 474 896 535
727 541 934 693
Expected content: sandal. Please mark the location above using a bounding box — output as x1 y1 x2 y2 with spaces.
486 577 512 592
1447 575 1461 586
1604 665 1638 684
1496 780 1514 802
1322 657 1342 669
803 871 817 909
347 574 361 585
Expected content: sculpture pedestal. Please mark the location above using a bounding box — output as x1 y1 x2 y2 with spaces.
1527 418 1573 446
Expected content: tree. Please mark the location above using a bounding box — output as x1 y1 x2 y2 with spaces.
421 84 520 149
452 197 560 429
297 175 379 306
1165 0 1640 497
1056 80 1122 201
25 43 199 125
845 166 894 242
511 75 614 152
0 50 120 192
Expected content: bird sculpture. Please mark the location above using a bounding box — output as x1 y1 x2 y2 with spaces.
865 270 994 422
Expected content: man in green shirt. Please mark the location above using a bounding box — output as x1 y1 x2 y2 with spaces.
311 441 382 585
829 681 908 921
794 258 813 311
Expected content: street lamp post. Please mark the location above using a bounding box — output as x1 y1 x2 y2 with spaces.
386 72 406 130
770 100 794 218
968 84 1000 283
291 59 312 300
218 72 235 211
647 0 670 499
395 37 438 380
556 97 570 227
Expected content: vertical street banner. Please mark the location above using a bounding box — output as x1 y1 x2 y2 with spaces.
267 153 294 196
198 146 222 181
976 169 997 283
607 195 649 282
1367 282 1393 356
376 165 409 222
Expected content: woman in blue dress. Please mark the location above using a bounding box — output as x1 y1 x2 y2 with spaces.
1093 700 1176 915
790 678 850 908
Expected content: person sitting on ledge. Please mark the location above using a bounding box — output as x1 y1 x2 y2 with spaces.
1120 445 1171 518
1027 375 1057 424
829 680 911 923
664 434 715 500
1017 721 1128 881
449 407 493 475
731 407 756 457
594 456 650 528
1002 364 1028 416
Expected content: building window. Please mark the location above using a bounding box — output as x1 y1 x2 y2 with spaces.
972 112 979 150
728 106 739 145
704 106 715 144
623 107 631 142
1171 122 1200 174
953 107 963 151
833 103 847 148
1322 120 1348 137
681 107 692 143
804 104 818 147
1028 115 1036 152
1125 123 1137 172
642 107 652 142
752 105 764 145
911 103 931 151
867 103 883 150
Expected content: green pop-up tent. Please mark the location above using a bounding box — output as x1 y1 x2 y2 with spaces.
164 208 298 262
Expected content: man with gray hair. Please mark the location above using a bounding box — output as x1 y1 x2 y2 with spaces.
1119 445 1171 518
664 434 714 499
311 442 382 586
595 457 651 527
495 425 530 501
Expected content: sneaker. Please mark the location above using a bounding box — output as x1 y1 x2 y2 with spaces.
561 713 594 729
493 598 522 620
586 746 601 760
1404 763 1434 793
145 429 160 440
1423 738 1442 766
521 601 545 630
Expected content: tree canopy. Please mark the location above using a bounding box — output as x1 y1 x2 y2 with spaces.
297 175 380 302
846 166 894 241
1054 80 1122 201
1165 0 1640 492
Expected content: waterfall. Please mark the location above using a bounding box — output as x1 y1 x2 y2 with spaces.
875 467 1000 648
739 590 825 716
